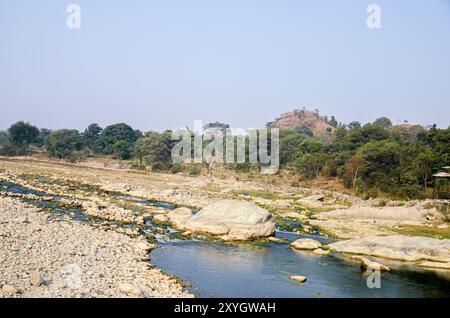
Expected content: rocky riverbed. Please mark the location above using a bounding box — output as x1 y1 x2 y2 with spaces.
0 156 450 298
0 197 191 298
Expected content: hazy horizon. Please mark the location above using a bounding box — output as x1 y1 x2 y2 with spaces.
1 0 449 132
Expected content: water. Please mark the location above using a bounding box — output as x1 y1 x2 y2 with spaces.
152 231 450 298
2 180 450 298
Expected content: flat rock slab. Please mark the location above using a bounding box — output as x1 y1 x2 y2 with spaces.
328 235 450 263
318 206 442 224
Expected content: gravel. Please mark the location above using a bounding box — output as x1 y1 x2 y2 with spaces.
0 197 192 298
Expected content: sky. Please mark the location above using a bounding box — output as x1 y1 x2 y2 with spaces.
0 0 449 132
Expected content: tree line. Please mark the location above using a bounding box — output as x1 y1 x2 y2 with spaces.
0 117 448 199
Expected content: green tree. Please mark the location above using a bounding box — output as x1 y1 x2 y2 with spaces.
413 148 435 190
373 117 393 129
329 116 338 128
348 121 361 129
295 152 330 180
279 130 308 165
34 128 52 147
94 123 139 154
8 121 39 148
343 155 365 194
0 131 8 145
82 123 103 154
295 124 314 137
112 140 132 160
134 130 175 170
46 129 82 159
358 140 402 193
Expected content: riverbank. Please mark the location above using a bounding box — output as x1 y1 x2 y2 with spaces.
0 196 191 298
0 156 448 240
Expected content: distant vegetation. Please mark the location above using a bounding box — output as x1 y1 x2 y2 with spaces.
0 110 449 200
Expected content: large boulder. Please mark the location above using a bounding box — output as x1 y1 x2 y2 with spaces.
328 235 450 263
166 200 275 241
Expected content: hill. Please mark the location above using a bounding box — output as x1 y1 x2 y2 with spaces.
267 108 337 137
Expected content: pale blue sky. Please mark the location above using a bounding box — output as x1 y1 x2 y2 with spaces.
0 0 449 131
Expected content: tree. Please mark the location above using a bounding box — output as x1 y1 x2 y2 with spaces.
358 140 402 192
343 155 365 194
295 152 330 180
373 117 393 129
329 116 338 128
82 123 103 154
0 131 8 145
94 123 139 154
279 131 308 165
348 121 361 129
8 121 39 148
45 129 82 159
34 128 52 147
134 130 175 169
204 122 230 132
112 140 132 160
413 149 435 190
295 124 313 137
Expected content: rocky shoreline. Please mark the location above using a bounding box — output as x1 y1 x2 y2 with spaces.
0 197 192 298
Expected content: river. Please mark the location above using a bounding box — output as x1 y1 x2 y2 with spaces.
1 180 450 298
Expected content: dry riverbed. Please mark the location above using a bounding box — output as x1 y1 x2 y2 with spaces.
0 197 191 298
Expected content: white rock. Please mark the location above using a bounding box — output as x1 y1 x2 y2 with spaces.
289 276 307 283
313 248 330 256
152 214 169 224
329 235 450 262
167 200 275 241
291 238 322 250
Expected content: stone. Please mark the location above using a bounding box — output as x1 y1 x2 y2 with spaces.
289 276 307 283
354 256 391 272
328 235 450 263
318 206 443 224
268 236 288 243
291 238 322 250
438 224 449 229
152 214 169 224
30 273 45 286
2 284 18 295
166 207 193 226
417 261 450 270
313 248 330 256
119 283 143 297
167 200 275 241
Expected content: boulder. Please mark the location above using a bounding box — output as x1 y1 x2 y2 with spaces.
353 256 391 272
166 207 193 227
291 238 322 250
313 248 330 256
289 276 307 283
328 235 450 263
167 200 275 241
152 214 169 224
